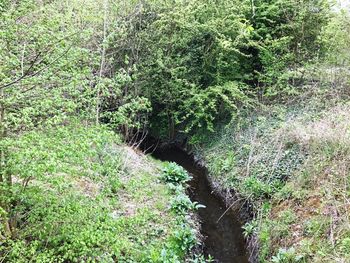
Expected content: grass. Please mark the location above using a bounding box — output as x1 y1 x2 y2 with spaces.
196 79 350 262
0 121 201 262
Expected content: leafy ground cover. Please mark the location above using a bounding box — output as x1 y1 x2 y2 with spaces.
0 121 202 262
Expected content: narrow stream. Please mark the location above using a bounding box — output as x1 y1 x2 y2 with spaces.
150 146 249 263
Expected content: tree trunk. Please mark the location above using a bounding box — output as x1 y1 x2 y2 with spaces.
0 88 11 238
96 0 108 125
0 88 5 184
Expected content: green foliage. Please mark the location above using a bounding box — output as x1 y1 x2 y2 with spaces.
201 102 350 262
162 162 192 185
170 192 205 215
169 224 198 256
319 10 350 65
303 217 329 238
0 0 336 140
3 191 121 262
108 0 254 137
243 176 273 199
1 0 348 262
156 224 197 263
162 162 204 218
0 0 100 135
251 0 331 97
0 123 202 262
203 108 306 206
242 220 258 238
106 96 151 130
271 248 304 263
182 82 252 132
340 238 350 254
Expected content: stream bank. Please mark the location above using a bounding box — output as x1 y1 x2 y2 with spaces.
145 141 250 263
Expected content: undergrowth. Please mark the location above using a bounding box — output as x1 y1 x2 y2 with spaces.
0 121 202 262
196 71 350 262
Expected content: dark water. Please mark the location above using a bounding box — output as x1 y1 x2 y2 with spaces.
150 146 249 263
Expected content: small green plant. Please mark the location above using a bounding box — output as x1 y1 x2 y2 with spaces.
162 162 192 185
170 193 205 215
242 176 272 199
242 220 258 238
173 224 197 253
157 224 198 263
271 247 304 263
340 237 350 254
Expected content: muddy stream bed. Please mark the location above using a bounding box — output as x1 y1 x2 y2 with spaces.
150 146 249 263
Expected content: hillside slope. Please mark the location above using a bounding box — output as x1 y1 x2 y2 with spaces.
198 77 350 262
0 122 200 262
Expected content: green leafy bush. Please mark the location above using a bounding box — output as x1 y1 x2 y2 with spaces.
242 176 273 199
170 193 205 215
162 162 192 185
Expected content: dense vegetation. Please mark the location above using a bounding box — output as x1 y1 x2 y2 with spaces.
1 122 204 261
1 0 350 262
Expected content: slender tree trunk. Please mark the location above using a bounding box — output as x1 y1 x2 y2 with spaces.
251 0 255 18
96 0 108 125
0 88 5 184
0 88 11 238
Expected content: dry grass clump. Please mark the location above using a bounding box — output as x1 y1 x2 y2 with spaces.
284 104 350 150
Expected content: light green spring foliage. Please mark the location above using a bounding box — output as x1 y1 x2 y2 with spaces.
254 0 331 97
0 0 349 262
0 122 199 262
0 0 150 137
105 0 333 137
319 9 350 65
108 0 255 137
0 0 98 133
0 0 338 138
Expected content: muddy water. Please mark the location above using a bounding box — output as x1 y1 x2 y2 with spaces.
150 146 249 263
